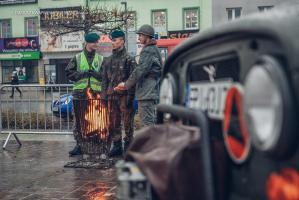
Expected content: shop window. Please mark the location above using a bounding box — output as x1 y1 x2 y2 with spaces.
1 60 38 83
45 64 56 84
0 19 12 38
258 6 274 12
152 9 167 36
184 8 199 30
227 7 242 21
0 0 37 5
25 18 38 37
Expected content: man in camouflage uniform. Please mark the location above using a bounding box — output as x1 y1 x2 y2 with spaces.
66 32 103 156
115 24 162 127
102 30 136 157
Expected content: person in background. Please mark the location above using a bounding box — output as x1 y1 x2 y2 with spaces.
101 29 136 157
65 32 103 156
115 24 162 127
10 71 22 98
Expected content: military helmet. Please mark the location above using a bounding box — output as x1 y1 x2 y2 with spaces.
137 24 155 38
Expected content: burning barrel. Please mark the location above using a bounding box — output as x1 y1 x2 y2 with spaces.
73 88 110 156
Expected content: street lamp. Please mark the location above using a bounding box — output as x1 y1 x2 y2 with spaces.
121 0 128 49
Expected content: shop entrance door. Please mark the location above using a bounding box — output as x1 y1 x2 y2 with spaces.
55 59 71 84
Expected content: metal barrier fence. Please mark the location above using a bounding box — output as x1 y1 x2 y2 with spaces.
0 84 74 149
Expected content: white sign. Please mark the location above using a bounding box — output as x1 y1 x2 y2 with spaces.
0 53 23 59
187 79 233 120
40 31 84 52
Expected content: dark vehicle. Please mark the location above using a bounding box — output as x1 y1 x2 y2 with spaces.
159 4 299 200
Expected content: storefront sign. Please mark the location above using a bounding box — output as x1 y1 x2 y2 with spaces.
168 30 199 39
39 7 84 53
0 37 39 53
40 31 84 52
40 7 82 29
0 52 40 60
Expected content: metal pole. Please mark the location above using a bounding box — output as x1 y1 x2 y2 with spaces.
125 2 128 50
157 104 215 200
121 1 128 50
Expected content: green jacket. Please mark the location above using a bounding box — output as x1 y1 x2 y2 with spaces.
66 49 103 93
125 40 162 100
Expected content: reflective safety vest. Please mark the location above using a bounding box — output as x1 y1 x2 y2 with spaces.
73 52 103 91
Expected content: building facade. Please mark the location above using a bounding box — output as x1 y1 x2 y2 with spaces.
0 0 40 84
212 0 299 26
0 0 211 84
1 0 298 84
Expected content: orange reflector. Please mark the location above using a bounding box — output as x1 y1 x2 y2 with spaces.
223 84 250 163
267 168 299 200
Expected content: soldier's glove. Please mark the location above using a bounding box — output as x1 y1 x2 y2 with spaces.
101 99 108 107
79 72 90 79
107 88 114 95
88 69 98 78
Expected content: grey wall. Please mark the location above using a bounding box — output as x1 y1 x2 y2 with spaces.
212 0 299 26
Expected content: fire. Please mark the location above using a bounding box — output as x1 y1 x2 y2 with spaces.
84 87 108 140
267 168 299 200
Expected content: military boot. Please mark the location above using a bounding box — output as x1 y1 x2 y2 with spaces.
69 144 82 156
109 141 123 157
123 140 132 155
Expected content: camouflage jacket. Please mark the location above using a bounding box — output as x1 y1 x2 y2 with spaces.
125 40 162 100
101 48 136 100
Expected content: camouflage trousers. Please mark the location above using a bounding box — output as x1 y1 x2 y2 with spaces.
138 100 158 127
108 95 135 142
72 92 88 142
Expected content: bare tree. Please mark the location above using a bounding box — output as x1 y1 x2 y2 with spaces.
40 5 135 36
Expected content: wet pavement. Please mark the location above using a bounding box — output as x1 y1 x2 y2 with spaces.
0 137 117 200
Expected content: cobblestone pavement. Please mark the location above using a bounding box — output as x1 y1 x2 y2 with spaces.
0 139 117 200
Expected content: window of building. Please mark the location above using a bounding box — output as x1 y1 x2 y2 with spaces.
184 8 199 30
0 19 12 38
152 9 167 36
227 8 242 21
0 0 37 5
258 6 274 12
25 18 38 36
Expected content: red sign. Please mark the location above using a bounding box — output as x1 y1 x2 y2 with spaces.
1 37 39 53
168 30 199 39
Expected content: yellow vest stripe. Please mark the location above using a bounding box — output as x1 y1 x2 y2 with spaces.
73 52 103 91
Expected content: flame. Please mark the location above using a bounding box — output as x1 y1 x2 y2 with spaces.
267 168 299 200
86 184 114 200
84 88 108 139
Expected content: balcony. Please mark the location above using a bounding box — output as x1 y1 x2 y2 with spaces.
0 0 37 5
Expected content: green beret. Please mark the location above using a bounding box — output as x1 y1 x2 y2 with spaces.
85 32 100 43
110 30 125 39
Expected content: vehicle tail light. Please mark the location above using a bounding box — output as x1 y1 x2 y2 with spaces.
267 168 299 200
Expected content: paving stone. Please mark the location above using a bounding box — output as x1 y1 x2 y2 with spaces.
0 140 117 200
